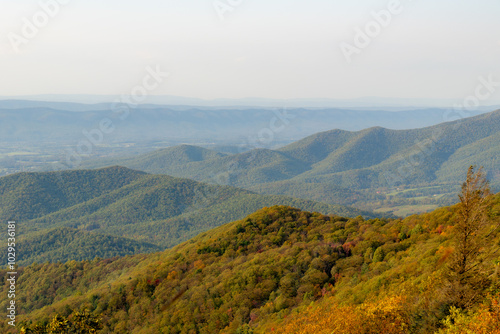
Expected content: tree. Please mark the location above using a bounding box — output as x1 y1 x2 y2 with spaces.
47 315 69 334
71 310 102 334
446 166 492 309
372 247 385 263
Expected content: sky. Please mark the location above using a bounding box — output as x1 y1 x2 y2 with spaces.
1 0 500 103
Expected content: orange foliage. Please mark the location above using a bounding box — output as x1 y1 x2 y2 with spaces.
271 295 411 334
193 259 205 270
166 270 178 280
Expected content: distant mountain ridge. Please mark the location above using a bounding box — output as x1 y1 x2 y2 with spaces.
1 100 494 182
2 95 500 108
0 102 490 145
17 227 162 265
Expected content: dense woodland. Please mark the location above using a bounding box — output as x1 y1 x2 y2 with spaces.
1 167 499 333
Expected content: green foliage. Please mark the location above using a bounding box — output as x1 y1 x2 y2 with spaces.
0 166 145 221
236 324 254 334
410 224 423 236
0 205 392 333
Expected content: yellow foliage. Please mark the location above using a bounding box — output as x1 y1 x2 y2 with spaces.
270 295 410 334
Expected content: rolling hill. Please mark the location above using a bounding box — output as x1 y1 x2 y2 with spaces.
0 166 373 265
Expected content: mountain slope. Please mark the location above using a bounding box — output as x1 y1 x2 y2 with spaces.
80 144 227 175
17 227 162 265
435 131 500 183
0 103 490 144
282 109 500 184
0 166 145 221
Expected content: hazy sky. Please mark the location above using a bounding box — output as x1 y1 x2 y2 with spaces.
1 0 500 102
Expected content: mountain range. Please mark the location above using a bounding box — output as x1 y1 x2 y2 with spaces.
80 109 500 212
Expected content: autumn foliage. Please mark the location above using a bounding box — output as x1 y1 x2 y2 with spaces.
270 295 411 334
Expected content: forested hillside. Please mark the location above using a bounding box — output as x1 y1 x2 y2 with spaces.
3 172 499 333
16 227 162 266
0 167 146 221
0 166 372 265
